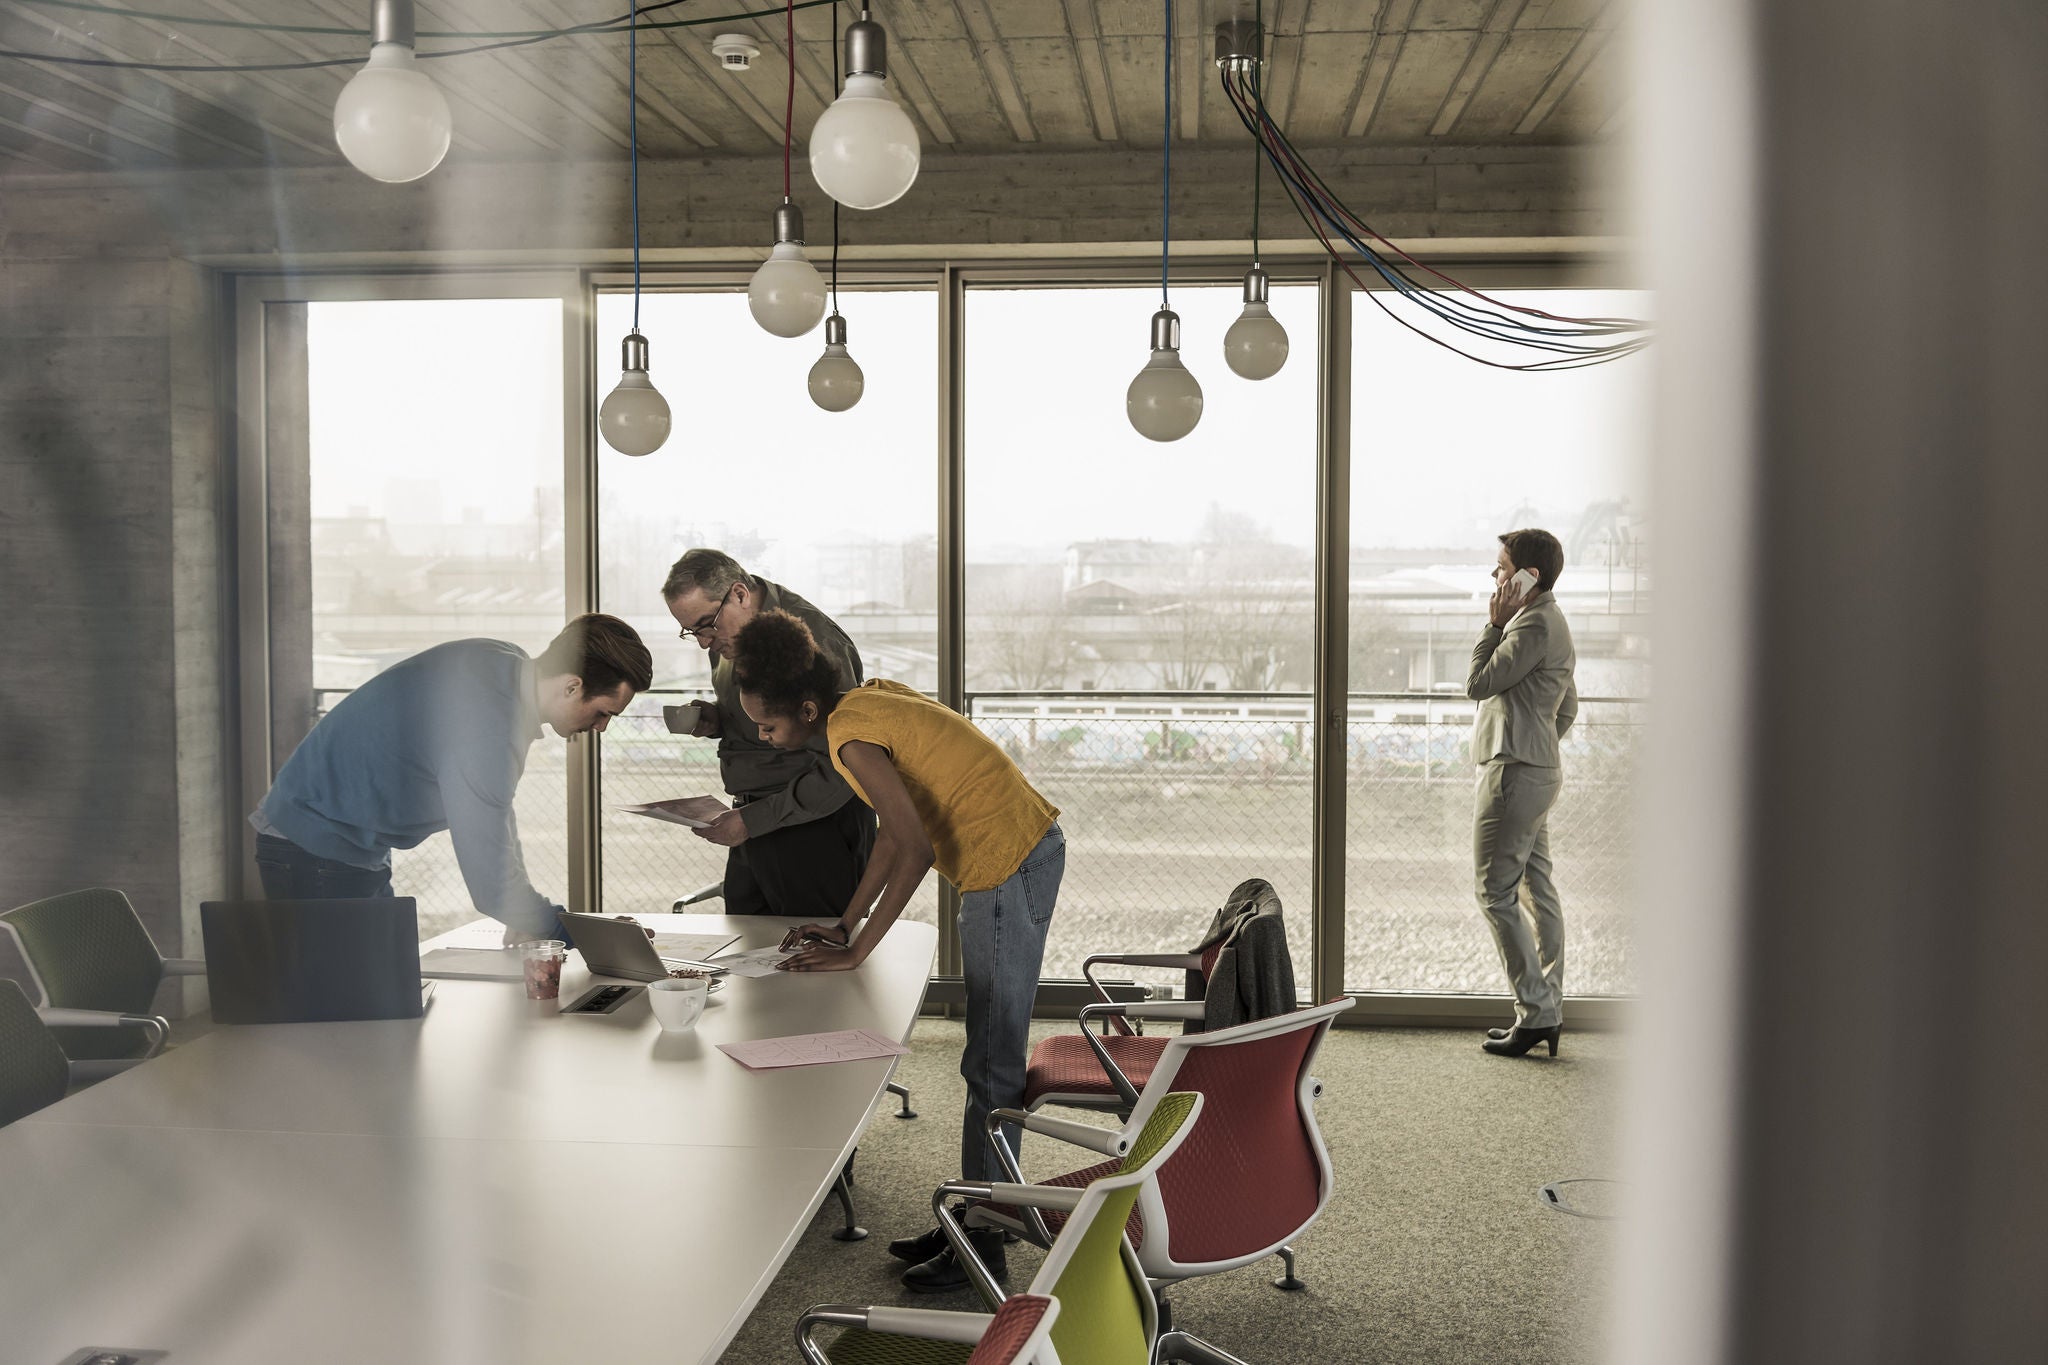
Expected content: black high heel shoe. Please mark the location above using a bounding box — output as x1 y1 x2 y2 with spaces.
1486 1025 1512 1041
1482 1024 1561 1057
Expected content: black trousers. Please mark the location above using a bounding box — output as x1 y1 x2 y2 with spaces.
722 798 876 918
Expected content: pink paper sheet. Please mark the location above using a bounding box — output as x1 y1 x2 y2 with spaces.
718 1028 911 1071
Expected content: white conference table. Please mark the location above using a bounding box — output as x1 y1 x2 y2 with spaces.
1 913 937 1365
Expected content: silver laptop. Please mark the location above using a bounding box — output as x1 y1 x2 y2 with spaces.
563 912 733 983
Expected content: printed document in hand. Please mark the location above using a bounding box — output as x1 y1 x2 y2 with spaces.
719 1028 911 1071
618 795 733 829
707 944 801 978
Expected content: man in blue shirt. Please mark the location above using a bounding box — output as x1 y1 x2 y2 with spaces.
250 613 653 941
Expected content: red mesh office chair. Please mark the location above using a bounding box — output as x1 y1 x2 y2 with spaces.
973 998 1356 1362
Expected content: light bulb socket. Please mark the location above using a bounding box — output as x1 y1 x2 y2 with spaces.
620 329 650 374
1150 308 1182 353
824 313 848 346
773 199 805 246
1242 266 1270 305
844 12 887 79
371 0 416 48
1214 18 1263 72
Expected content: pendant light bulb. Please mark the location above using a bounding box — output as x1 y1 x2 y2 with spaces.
599 331 672 457
748 200 829 338
808 314 866 413
333 1 452 184
1126 308 1204 443
809 11 921 210
1223 266 1289 380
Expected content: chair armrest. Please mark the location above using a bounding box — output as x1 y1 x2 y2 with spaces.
865 1307 997 1344
37 1008 167 1056
990 1106 1129 1158
162 958 208 977
1082 999 1207 1024
983 1182 1088 1214
795 1306 871 1364
1082 952 1203 971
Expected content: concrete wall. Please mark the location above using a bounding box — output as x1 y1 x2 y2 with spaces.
0 141 1617 1011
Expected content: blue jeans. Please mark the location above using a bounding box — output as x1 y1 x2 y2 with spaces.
254 834 394 901
957 822 1064 1181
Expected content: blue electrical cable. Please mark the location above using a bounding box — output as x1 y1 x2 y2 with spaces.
630 1 642 332
1161 0 1171 311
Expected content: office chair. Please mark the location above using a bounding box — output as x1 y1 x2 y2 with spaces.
1023 879 1297 1120
0 979 75 1126
0 888 199 1078
798 1093 1205 1365
967 998 1355 1358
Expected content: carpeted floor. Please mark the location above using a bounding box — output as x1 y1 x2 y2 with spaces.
719 1017 1622 1364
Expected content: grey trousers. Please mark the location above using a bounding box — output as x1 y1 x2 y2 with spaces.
1472 760 1565 1029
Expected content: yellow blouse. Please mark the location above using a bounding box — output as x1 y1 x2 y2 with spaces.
827 680 1060 893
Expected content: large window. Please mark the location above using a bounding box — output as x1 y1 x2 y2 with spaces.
301 296 570 938
1344 287 1651 996
964 280 1320 984
593 285 940 922
246 266 1652 1005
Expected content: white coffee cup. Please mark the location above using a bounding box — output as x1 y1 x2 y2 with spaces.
648 977 709 1032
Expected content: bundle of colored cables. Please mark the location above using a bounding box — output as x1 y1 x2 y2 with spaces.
1218 56 1651 371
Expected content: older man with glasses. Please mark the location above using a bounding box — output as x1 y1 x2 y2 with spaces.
660 548 874 919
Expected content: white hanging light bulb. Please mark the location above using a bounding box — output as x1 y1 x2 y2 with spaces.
1127 308 1203 442
1223 266 1290 380
333 0 452 184
748 200 829 338
1127 1 1199 443
808 313 866 412
809 9 921 211
599 331 672 457
597 12 668 457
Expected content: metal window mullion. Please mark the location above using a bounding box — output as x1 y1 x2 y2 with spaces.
1311 258 1352 1007
565 274 600 915
936 263 967 979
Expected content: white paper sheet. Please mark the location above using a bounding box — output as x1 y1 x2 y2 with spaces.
718 1028 910 1071
419 947 524 981
441 920 517 950
706 945 801 978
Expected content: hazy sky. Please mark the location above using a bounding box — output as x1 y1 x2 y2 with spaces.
308 284 1651 561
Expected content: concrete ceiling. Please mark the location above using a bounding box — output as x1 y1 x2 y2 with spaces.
0 0 1623 175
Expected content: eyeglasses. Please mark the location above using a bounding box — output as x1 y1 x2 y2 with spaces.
677 582 737 642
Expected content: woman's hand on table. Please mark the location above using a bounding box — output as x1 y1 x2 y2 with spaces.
778 942 863 972
780 921 850 951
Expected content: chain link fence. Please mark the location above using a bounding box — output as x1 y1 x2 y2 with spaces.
320 689 1638 994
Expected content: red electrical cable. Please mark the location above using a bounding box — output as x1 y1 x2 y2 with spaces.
783 0 796 199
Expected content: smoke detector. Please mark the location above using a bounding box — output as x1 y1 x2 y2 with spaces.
711 34 760 71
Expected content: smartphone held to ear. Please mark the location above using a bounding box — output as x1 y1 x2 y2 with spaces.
1507 568 1539 601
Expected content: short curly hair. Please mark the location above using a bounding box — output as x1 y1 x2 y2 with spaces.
729 610 842 718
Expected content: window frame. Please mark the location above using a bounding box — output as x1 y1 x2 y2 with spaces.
231 253 1642 1024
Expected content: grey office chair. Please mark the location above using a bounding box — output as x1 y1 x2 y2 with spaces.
0 887 201 1079
0 979 76 1126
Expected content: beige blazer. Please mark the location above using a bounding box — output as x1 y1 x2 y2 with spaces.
1467 590 1579 767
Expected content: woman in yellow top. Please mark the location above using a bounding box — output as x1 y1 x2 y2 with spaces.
729 610 1065 1293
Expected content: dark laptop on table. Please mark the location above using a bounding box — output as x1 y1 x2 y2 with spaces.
200 898 428 1023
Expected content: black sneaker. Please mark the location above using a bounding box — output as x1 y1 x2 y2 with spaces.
902 1227 1007 1294
886 1225 950 1264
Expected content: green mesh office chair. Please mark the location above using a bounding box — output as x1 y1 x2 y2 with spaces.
796 1092 1206 1365
0 887 202 1077
0 979 75 1126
